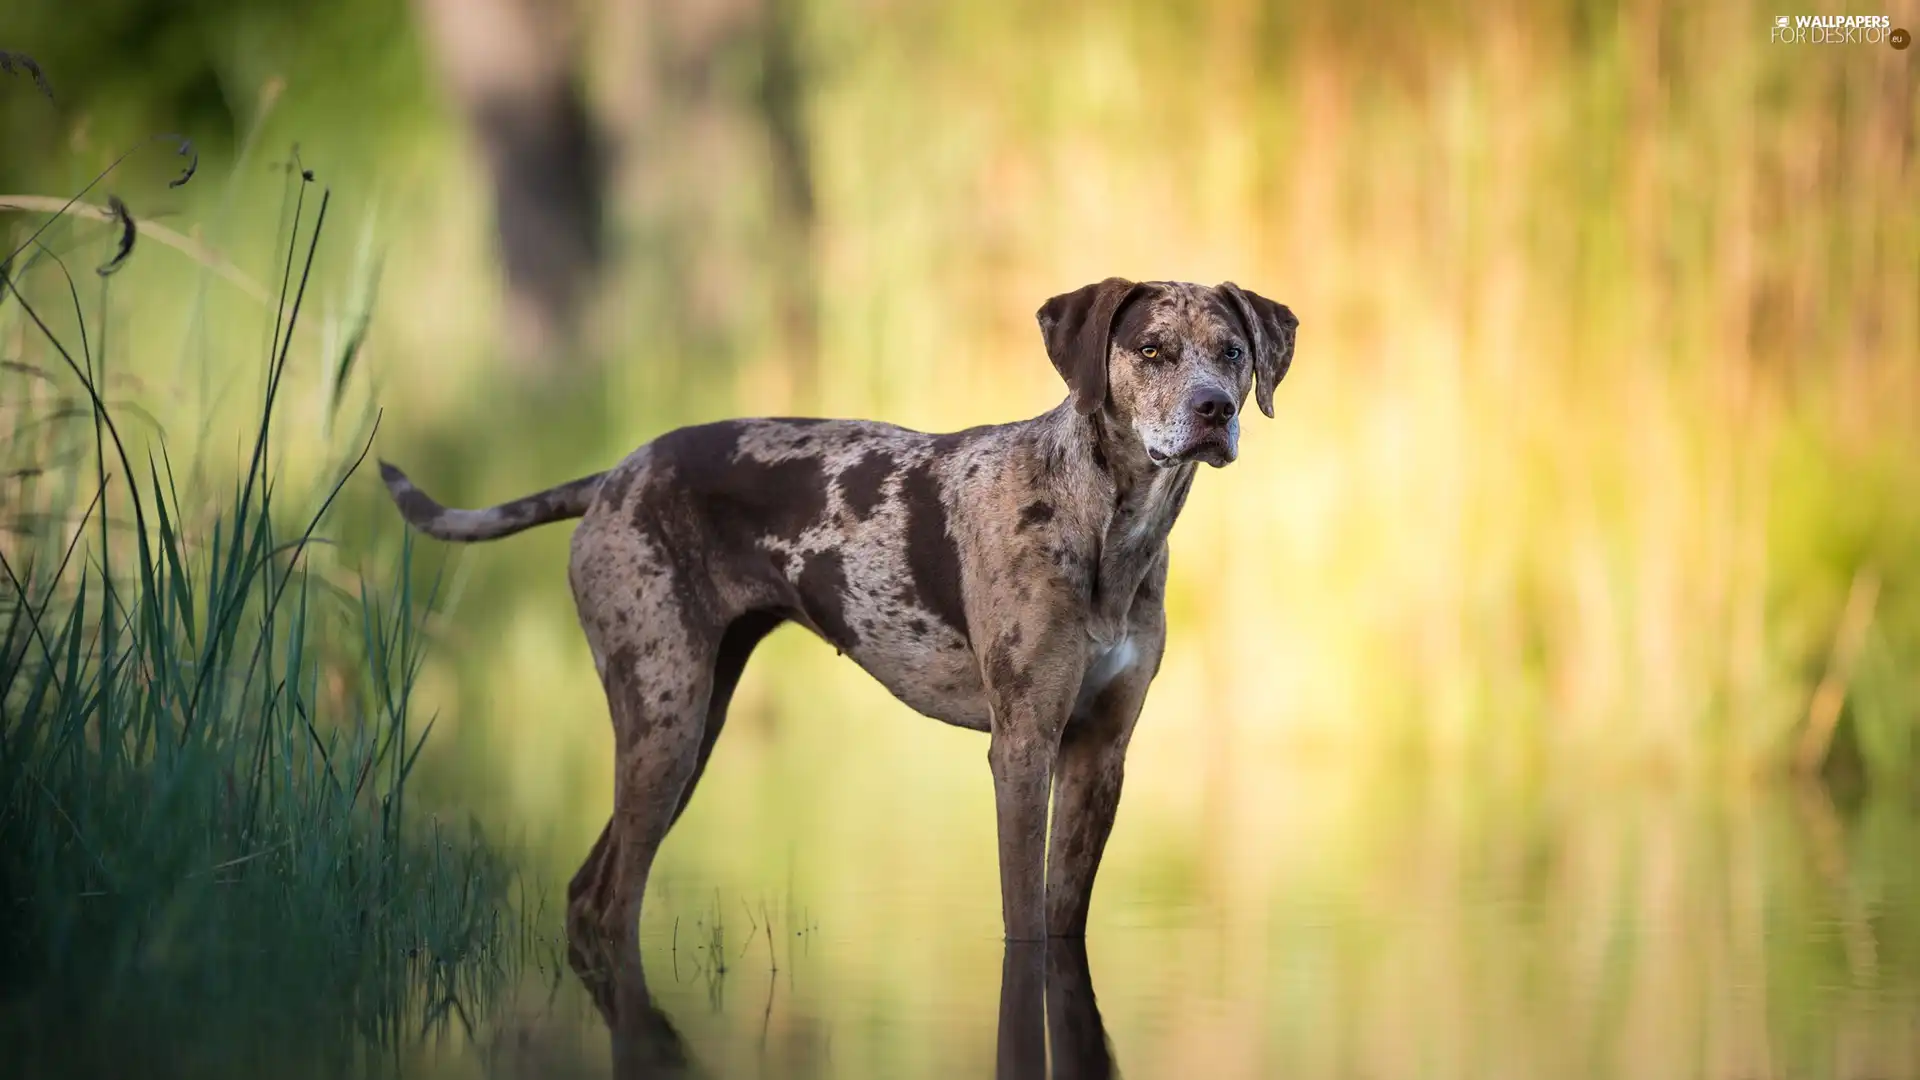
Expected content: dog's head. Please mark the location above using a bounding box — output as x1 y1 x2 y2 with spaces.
1036 278 1297 468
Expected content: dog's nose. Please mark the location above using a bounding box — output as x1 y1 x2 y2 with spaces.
1189 387 1236 425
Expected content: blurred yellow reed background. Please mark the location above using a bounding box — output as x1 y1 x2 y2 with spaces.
354 0 1920 810
5 0 1915 818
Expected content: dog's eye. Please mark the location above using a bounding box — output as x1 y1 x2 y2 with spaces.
1139 346 1159 360
1223 345 1243 362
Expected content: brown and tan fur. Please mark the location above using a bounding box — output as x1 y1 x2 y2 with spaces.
379 278 1298 961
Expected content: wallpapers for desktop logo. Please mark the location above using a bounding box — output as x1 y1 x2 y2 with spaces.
1771 13 1910 48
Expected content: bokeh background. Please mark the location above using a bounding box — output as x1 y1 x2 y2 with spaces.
4 1 1919 1076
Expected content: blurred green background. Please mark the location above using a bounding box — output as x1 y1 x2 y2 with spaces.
4 0 1919 1076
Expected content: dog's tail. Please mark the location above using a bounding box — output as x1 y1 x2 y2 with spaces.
378 461 605 543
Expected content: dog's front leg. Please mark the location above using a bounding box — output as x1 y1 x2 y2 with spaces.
981 621 1082 943
988 714 1059 943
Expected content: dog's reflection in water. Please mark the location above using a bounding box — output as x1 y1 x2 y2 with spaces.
568 934 1117 1079
567 934 693 1078
996 939 1118 1080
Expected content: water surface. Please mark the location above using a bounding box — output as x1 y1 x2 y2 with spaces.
416 736 1920 1080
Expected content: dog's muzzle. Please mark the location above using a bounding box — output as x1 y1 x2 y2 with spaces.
1147 428 1237 467
1149 388 1241 467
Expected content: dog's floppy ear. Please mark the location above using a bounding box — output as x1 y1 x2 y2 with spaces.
1036 277 1140 416
1217 282 1299 418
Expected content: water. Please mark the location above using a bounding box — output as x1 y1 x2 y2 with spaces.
12 618 1915 1078
410 747 1920 1080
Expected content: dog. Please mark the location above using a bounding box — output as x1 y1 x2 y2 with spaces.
379 278 1298 952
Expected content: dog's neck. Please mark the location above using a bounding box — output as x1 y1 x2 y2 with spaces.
1089 413 1194 543
1038 399 1197 641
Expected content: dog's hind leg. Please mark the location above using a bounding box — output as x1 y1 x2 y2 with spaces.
565 533 723 960
573 634 713 953
568 609 779 986
568 819 615 912
667 610 783 828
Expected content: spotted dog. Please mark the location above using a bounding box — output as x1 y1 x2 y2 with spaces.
380 278 1299 952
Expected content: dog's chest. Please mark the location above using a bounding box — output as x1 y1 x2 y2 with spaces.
1087 468 1188 642
1078 636 1140 705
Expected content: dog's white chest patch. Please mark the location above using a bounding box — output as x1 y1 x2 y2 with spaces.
1078 636 1139 706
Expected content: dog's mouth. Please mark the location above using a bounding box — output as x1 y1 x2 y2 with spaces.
1148 435 1236 469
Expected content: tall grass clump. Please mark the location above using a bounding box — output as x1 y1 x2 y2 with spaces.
0 156 521 1076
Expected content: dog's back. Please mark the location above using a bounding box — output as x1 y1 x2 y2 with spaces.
571 415 997 728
